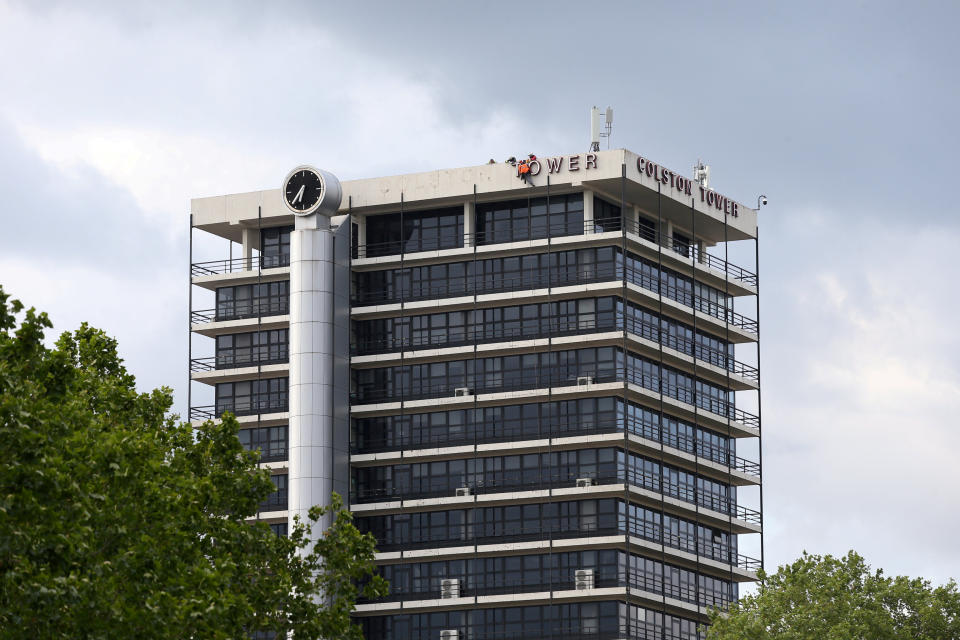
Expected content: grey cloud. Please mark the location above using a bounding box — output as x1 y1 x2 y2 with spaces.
0 119 180 273
1 0 959 585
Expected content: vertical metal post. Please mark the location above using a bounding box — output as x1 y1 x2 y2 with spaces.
256 207 263 421
187 214 193 421
723 201 735 592
655 184 668 633
689 197 704 613
755 231 765 574
619 164 632 592
471 184 481 596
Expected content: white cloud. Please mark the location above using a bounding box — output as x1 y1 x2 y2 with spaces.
761 221 960 584
0 256 186 411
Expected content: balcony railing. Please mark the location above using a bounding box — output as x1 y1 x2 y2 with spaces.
189 401 289 421
190 300 290 325
360 567 735 610
354 472 624 503
355 215 756 287
352 314 758 383
191 255 290 276
367 522 760 571
190 353 289 372
259 495 287 512
353 471 760 526
353 263 758 334
363 629 706 640
362 629 702 640
351 372 760 432
352 417 760 479
627 220 758 287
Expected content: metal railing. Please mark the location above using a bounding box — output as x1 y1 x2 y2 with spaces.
191 255 290 276
352 263 617 306
189 401 289 421
250 447 287 464
190 300 289 325
626 372 760 429
354 215 756 288
627 219 758 287
189 353 289 372
351 370 760 431
353 470 760 526
352 417 761 479
259 496 287 512
353 472 624 504
367 522 761 571
352 314 758 383
352 371 623 404
360 567 735 610
623 266 758 333
363 629 703 640
352 262 758 335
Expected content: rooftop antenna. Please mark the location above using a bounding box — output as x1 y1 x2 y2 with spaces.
589 106 613 151
693 158 710 189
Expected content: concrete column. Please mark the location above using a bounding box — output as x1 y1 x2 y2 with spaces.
663 219 674 248
583 190 594 235
241 227 255 270
355 214 367 258
630 205 641 234
288 213 336 542
463 200 475 247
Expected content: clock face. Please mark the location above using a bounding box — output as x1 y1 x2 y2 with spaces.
284 168 324 214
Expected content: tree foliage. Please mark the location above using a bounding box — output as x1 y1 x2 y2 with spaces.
0 286 387 639
706 551 960 640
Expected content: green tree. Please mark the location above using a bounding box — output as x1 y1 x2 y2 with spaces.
0 286 387 639
706 551 960 640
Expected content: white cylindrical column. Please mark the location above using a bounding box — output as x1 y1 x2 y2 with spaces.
288 213 336 543
583 189 595 234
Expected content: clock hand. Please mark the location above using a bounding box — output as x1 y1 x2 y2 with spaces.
292 184 305 205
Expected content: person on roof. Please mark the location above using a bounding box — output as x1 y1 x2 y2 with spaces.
518 159 531 183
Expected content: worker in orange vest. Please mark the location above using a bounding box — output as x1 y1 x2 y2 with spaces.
518 159 531 183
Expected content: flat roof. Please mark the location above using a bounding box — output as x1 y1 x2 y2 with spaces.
191 149 758 244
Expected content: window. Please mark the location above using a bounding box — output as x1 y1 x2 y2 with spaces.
673 231 691 258
365 206 464 256
238 425 288 462
637 214 657 242
216 377 288 416
593 196 622 232
215 281 289 321
260 225 293 268
261 474 287 511
216 329 288 368
475 194 584 244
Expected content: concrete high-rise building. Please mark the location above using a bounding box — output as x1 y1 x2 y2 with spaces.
189 148 763 640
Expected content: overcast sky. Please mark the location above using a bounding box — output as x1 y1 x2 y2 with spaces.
2 1 958 586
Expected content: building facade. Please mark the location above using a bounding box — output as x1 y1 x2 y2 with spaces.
188 149 763 640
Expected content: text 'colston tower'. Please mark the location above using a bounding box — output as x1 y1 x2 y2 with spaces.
188 149 764 640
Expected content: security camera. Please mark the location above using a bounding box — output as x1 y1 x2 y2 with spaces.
759 196 768 206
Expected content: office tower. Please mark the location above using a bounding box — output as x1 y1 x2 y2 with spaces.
189 149 763 639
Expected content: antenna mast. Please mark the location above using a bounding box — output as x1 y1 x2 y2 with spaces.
589 106 613 151
693 158 710 189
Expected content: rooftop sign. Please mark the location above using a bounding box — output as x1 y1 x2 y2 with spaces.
637 156 742 217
